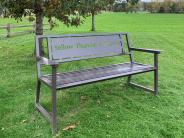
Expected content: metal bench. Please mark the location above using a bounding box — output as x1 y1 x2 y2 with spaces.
35 33 161 134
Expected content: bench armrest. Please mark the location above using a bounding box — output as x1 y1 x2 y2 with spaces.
36 56 59 65
130 48 161 54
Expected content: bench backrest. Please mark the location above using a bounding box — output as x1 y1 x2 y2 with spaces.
36 33 127 63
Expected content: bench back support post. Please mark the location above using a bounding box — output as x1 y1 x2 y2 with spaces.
35 36 42 78
125 33 133 63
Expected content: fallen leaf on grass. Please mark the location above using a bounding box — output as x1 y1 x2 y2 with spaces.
63 121 80 131
63 124 76 131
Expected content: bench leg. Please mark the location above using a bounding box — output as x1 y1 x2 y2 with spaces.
51 65 57 135
36 80 41 104
127 75 132 84
154 69 158 95
35 65 58 135
153 53 159 96
127 71 158 95
35 86 57 135
35 80 56 134
51 86 57 134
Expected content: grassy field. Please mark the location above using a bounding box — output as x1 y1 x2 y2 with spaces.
0 12 184 138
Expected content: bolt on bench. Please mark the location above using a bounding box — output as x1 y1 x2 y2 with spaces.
35 33 161 134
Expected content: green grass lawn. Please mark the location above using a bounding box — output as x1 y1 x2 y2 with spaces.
0 12 184 138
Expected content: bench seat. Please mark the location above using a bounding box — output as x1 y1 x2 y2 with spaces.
40 62 154 89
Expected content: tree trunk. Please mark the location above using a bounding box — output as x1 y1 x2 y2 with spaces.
34 12 44 56
34 0 44 56
36 12 43 36
91 12 95 31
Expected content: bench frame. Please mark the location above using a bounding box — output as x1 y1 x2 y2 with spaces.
35 33 160 134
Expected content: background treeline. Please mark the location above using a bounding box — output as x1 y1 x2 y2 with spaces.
113 0 184 13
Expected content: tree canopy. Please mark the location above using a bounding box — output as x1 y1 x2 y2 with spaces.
126 0 139 6
2 0 87 27
0 0 115 33
0 0 115 54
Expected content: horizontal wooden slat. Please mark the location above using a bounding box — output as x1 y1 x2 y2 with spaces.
10 24 49 28
0 26 7 29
